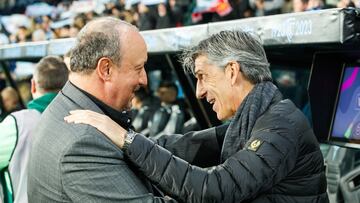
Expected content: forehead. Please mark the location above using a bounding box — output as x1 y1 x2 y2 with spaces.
121 31 147 65
194 55 209 72
194 55 222 75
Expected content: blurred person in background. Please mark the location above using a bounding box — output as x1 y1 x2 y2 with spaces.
306 0 325 10
249 0 284 16
147 81 185 138
31 28 46 41
156 3 173 29
168 0 184 26
66 30 328 203
1 87 21 115
337 0 355 8
293 0 309 12
32 16 47 41
73 14 87 30
137 3 154 30
9 26 31 43
157 81 179 106
0 56 69 203
131 87 160 133
17 79 33 104
69 26 80 38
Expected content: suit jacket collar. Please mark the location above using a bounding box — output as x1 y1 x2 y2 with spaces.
60 81 104 115
60 81 133 130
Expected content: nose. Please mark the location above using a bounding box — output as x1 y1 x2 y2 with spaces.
196 80 206 99
139 68 148 86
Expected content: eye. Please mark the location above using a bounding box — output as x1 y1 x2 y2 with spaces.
135 66 143 72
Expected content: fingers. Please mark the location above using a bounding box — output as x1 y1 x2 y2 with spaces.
63 109 127 148
64 110 105 125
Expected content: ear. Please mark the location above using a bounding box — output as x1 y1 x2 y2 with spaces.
96 57 112 82
31 78 36 94
225 61 240 86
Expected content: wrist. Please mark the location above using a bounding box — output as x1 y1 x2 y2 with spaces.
122 129 137 151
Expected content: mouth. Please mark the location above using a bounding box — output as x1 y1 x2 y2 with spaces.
207 98 215 105
134 86 141 92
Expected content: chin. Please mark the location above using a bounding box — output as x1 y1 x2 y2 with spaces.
216 112 232 121
216 113 225 121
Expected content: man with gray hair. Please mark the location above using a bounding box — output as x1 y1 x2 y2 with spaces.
65 30 329 202
27 17 175 202
0 56 68 203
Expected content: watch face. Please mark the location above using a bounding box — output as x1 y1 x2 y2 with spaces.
126 130 136 142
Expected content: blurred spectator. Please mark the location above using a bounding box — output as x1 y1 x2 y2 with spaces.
293 0 308 12
1 87 22 114
73 14 87 29
191 0 234 24
38 15 55 40
282 0 293 13
168 0 184 26
148 81 185 138
59 25 71 38
32 28 46 41
249 0 284 16
227 0 253 19
17 79 32 103
157 80 179 106
306 0 324 10
69 25 79 37
337 0 355 8
12 26 31 43
131 87 160 133
156 3 173 29
137 3 155 30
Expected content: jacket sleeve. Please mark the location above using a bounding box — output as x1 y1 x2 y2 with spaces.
125 128 299 202
61 133 176 203
154 124 228 166
0 115 17 170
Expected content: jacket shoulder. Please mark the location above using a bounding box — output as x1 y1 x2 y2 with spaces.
255 99 311 134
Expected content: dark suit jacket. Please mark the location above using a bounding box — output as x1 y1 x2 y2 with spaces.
27 82 174 202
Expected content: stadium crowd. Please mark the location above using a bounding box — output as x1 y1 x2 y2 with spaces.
0 0 358 45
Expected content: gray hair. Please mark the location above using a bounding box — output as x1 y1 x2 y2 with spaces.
70 17 134 74
181 30 272 84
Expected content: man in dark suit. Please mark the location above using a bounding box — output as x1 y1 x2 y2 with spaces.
27 17 175 202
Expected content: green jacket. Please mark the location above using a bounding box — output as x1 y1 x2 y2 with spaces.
0 92 57 203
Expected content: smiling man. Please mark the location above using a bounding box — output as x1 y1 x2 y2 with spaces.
27 17 175 202
65 30 329 203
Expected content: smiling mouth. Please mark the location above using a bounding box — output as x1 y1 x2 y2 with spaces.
207 99 215 105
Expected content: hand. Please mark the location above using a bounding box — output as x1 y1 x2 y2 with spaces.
64 110 127 148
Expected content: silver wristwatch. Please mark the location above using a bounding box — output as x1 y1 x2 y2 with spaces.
123 129 137 151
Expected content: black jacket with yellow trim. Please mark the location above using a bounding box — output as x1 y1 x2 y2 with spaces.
126 99 329 203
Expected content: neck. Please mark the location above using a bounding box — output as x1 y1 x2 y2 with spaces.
32 91 55 99
232 81 255 113
69 73 104 101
